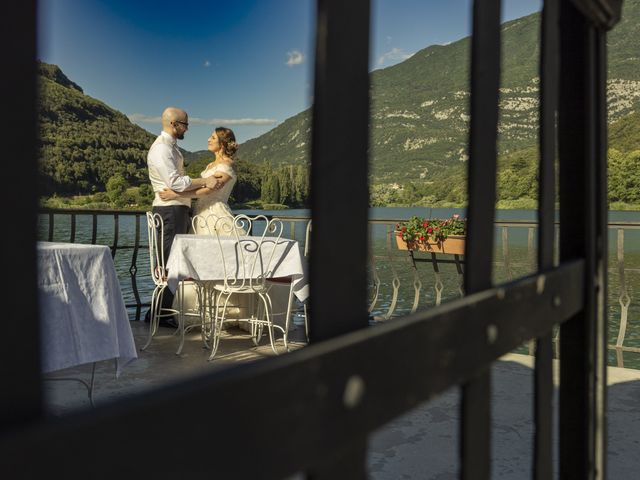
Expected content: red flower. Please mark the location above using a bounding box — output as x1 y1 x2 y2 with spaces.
420 235 425 241
401 227 406 232
427 228 433 234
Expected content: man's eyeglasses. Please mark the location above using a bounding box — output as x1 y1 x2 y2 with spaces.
174 120 189 127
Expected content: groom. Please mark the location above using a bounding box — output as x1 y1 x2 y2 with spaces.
146 106 221 326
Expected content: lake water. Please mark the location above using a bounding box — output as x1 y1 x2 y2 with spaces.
38 207 640 368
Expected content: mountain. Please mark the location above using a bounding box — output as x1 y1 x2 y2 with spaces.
37 64 268 205
38 61 157 195
236 0 640 189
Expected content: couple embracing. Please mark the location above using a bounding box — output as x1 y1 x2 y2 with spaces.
146 106 240 324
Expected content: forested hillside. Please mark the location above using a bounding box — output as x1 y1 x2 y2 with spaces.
236 0 640 208
38 61 155 195
38 0 640 209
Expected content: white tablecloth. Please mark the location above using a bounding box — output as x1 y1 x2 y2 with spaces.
166 234 309 302
37 242 137 376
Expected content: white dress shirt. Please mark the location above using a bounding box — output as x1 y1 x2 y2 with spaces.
147 131 192 207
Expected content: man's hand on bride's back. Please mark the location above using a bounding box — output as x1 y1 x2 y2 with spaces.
159 188 178 200
204 173 226 191
204 173 224 190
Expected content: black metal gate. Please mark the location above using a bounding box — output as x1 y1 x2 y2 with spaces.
0 0 623 478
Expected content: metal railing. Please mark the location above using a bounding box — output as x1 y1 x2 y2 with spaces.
40 208 149 321
38 208 640 368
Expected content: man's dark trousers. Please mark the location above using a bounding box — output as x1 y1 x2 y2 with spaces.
150 205 190 319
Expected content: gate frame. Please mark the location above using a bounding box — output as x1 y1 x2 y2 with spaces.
0 1 622 478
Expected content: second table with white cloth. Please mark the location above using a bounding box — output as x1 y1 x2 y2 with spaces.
165 234 309 333
37 242 138 405
38 242 137 376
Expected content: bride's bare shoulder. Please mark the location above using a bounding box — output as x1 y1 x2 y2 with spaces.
217 160 236 172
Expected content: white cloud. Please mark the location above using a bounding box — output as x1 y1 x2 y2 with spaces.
377 48 414 67
203 60 211 67
286 50 304 67
128 114 277 126
128 114 162 123
189 117 278 126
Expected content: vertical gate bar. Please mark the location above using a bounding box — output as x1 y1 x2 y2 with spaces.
69 213 76 243
462 1 501 479
309 0 370 341
534 0 559 477
0 0 41 429
559 8 590 477
112 213 119 258
130 214 142 321
48 212 54 241
593 27 608 480
91 213 97 244
558 2 608 478
307 0 370 476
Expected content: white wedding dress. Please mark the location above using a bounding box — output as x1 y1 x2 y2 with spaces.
192 162 239 234
176 161 251 329
175 160 291 338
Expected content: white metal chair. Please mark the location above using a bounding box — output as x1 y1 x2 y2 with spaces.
207 214 290 360
299 219 311 342
142 212 206 354
188 213 223 346
141 212 181 351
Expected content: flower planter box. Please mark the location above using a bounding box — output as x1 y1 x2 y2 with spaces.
395 234 465 255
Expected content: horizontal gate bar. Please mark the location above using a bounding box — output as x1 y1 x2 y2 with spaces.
1 260 584 478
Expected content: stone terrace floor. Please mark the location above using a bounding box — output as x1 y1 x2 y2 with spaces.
44 321 640 479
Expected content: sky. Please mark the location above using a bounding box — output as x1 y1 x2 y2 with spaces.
38 0 541 152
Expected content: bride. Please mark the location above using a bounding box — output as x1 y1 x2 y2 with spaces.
159 127 250 325
159 126 240 233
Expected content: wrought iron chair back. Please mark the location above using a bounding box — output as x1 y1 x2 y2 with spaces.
212 214 284 293
142 211 180 352
191 213 226 235
146 212 166 286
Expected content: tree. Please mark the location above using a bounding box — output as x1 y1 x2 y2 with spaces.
293 164 310 206
278 166 293 205
138 183 154 203
106 174 128 205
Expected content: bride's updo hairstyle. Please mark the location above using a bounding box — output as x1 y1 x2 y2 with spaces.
215 127 238 157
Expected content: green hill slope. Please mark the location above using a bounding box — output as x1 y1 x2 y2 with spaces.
38 61 156 195
237 0 640 190
610 110 640 152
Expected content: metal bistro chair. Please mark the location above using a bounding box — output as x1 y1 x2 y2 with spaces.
298 219 311 342
188 213 222 347
207 214 291 360
141 212 181 351
142 212 204 354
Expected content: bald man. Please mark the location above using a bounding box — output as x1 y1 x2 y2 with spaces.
146 107 220 326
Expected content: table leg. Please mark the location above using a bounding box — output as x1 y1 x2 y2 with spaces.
43 362 97 408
